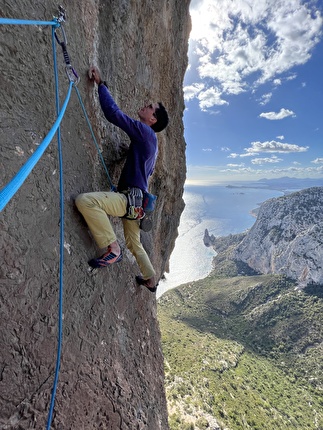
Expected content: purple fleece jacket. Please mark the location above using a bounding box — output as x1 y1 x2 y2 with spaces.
98 84 158 192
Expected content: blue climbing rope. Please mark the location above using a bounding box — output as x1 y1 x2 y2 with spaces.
45 25 67 430
0 10 68 430
0 82 73 211
73 86 115 190
0 18 59 27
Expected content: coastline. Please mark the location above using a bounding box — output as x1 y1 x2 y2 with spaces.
158 181 323 299
157 184 285 298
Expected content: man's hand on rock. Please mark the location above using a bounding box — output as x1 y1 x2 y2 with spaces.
88 66 102 85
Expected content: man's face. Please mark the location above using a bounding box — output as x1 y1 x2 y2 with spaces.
138 103 159 123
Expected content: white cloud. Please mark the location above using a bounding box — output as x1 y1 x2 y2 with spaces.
197 86 229 109
259 92 272 105
312 158 323 164
240 151 258 158
221 147 231 152
273 79 282 86
228 152 256 158
276 135 285 140
251 156 283 165
246 140 308 154
184 83 205 101
187 0 323 110
227 163 245 167
202 148 212 151
229 140 308 158
259 108 296 120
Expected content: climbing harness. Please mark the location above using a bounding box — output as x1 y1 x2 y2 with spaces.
122 187 145 220
120 188 157 232
121 188 157 221
0 7 114 429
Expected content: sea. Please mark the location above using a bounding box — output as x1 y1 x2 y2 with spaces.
157 184 284 298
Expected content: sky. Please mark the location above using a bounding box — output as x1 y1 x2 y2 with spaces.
184 0 323 185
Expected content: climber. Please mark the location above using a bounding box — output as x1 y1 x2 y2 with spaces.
75 66 169 293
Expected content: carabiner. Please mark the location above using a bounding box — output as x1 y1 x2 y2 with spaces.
65 64 80 86
54 24 67 47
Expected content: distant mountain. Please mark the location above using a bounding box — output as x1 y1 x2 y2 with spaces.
232 186 323 285
226 177 323 192
256 177 323 190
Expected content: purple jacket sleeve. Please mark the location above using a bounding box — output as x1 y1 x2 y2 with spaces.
98 84 143 140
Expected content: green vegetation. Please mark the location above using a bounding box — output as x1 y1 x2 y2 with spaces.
158 272 323 429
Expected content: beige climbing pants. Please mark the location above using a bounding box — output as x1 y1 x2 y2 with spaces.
75 191 155 279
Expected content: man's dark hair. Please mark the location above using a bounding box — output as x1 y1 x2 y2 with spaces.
151 102 169 133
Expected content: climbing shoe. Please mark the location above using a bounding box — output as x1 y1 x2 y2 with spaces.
88 249 123 268
135 276 158 293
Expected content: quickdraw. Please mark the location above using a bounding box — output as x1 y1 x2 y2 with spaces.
54 6 80 85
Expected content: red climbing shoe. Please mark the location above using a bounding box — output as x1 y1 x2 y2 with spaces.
135 276 158 293
88 248 123 268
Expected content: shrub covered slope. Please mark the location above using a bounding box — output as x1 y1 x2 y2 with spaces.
158 272 323 429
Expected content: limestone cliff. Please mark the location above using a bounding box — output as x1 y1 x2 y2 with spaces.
233 187 323 285
0 1 190 429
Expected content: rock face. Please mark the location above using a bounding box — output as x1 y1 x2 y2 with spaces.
233 187 323 285
0 1 190 429
203 229 216 247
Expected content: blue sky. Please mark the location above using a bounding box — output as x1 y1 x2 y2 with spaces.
184 0 323 184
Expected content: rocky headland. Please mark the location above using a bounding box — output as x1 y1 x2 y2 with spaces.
205 186 323 286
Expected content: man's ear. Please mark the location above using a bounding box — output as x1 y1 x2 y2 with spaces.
150 116 157 126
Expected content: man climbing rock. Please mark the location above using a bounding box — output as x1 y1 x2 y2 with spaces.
75 66 169 293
